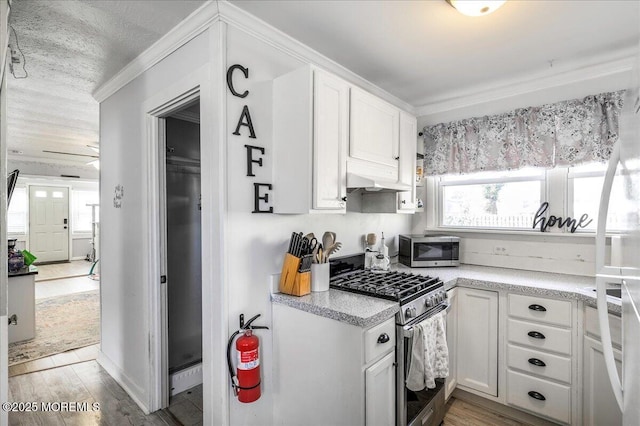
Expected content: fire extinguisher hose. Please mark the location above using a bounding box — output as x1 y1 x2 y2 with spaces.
226 329 241 394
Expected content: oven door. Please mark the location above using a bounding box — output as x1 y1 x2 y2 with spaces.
397 304 449 426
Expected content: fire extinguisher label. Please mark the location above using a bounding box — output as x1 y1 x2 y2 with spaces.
238 349 259 370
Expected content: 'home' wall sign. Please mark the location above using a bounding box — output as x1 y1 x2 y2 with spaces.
532 202 592 233
227 64 273 213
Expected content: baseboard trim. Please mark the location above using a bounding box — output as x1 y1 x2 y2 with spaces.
97 351 150 414
170 363 203 396
452 389 558 426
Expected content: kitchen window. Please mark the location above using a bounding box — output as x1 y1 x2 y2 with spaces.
568 163 625 232
72 190 99 234
438 168 545 230
7 186 27 234
433 163 626 233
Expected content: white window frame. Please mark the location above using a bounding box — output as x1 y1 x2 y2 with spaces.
427 164 615 236
567 163 622 234
436 168 547 232
71 189 99 237
7 185 28 236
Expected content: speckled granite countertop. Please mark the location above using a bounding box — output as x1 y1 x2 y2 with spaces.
271 264 620 327
271 290 399 328
393 263 621 315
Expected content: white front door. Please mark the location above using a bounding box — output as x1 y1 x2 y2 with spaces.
28 186 69 263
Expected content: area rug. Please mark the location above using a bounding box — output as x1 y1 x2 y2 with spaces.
8 290 100 366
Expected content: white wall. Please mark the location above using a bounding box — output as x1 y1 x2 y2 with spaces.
99 31 211 412
99 19 413 425
224 26 412 425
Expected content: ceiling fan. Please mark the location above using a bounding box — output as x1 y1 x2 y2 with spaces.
42 144 100 169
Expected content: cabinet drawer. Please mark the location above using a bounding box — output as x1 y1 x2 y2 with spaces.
507 318 572 356
507 344 571 384
508 294 572 327
584 306 622 347
507 369 571 424
364 317 395 364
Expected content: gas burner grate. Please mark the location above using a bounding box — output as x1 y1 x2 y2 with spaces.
329 270 442 303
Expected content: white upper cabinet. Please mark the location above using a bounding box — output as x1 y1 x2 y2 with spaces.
397 111 417 212
349 87 400 179
273 66 348 213
313 70 349 210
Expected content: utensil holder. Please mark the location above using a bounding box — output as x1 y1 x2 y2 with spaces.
311 263 330 292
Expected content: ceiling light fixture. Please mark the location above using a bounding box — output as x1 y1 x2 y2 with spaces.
446 0 506 17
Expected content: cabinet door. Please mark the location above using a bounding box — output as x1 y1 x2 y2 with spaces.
365 351 396 426
397 111 417 212
313 70 349 210
445 288 458 400
456 287 498 397
583 335 622 426
350 87 399 169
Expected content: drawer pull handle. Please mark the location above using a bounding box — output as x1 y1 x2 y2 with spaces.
528 304 547 312
528 358 546 367
528 391 546 401
527 331 546 339
377 333 390 344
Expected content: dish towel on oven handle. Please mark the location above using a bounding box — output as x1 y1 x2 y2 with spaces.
406 310 449 391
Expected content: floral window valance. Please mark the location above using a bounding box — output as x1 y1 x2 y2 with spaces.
422 90 625 175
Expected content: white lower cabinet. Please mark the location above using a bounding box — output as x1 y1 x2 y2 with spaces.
445 288 458 400
273 304 395 426
506 293 574 425
456 287 498 397
582 307 623 426
365 351 396 426
507 369 571 424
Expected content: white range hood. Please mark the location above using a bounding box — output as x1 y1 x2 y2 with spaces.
346 172 411 192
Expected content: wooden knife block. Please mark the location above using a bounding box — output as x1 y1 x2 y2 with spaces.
279 253 311 296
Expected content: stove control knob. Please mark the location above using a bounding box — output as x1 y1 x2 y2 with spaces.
405 306 416 318
425 298 432 308
437 293 444 303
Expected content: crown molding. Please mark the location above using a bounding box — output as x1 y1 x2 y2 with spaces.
92 1 220 102
416 51 636 118
216 1 415 113
92 0 415 113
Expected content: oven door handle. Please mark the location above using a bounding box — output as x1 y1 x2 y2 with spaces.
403 303 449 337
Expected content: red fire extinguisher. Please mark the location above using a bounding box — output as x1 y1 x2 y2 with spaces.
227 314 269 403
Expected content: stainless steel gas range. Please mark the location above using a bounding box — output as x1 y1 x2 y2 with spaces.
330 254 449 426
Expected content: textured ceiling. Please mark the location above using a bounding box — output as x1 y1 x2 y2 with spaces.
232 0 639 107
7 0 205 171
6 0 639 173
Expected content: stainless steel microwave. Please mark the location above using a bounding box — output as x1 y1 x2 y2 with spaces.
398 235 460 267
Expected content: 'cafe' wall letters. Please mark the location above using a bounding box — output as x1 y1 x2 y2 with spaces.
227 64 273 213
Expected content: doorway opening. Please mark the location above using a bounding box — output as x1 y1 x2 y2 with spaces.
8 178 100 377
161 100 203 422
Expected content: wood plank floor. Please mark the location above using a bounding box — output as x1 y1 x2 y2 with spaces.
9 344 100 377
9 360 521 426
8 360 179 426
444 397 526 426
